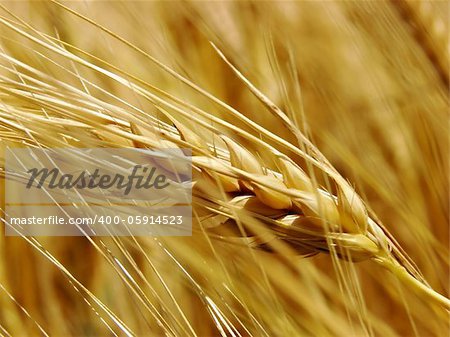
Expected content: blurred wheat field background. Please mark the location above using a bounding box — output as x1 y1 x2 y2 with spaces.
0 1 448 336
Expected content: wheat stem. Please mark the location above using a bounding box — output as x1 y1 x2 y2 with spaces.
374 256 450 310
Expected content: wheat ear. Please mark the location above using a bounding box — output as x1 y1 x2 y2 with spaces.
171 129 450 311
